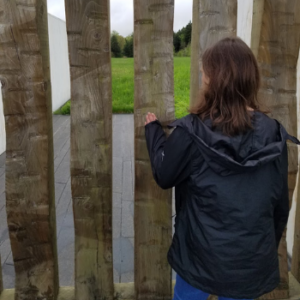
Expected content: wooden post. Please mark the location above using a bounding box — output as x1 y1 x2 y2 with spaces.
0 256 3 294
0 0 58 299
134 1 175 300
250 0 265 57
190 0 237 107
292 26 300 285
293 170 300 282
250 0 300 298
293 45 300 283
64 1 114 299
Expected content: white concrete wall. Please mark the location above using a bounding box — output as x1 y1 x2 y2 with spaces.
237 0 253 46
48 14 71 112
0 14 71 155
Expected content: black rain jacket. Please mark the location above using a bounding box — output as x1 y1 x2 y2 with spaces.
145 112 300 299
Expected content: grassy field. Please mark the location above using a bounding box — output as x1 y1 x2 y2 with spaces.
55 57 191 119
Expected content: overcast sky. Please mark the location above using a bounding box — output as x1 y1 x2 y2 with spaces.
47 0 193 37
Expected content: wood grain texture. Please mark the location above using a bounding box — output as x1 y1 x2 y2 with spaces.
292 170 300 282
190 0 237 107
1 274 300 300
0 0 58 299
250 0 265 57
257 231 289 300
0 281 171 300
134 1 175 299
64 1 113 299
251 0 300 298
0 256 3 294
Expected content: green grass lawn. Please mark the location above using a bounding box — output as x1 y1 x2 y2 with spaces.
55 57 191 119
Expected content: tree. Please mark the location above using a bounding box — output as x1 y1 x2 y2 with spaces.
111 34 122 57
117 35 125 52
173 32 181 52
173 21 193 53
115 33 125 53
123 34 134 57
184 21 192 45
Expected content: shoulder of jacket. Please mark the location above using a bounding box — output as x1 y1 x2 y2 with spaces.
168 114 195 129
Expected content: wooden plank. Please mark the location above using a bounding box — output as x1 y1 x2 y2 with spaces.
293 171 300 282
0 256 3 294
249 0 300 298
64 1 114 299
190 0 237 107
0 0 58 299
292 36 300 284
134 1 174 300
250 0 265 57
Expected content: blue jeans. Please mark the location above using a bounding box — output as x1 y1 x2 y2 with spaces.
173 275 253 300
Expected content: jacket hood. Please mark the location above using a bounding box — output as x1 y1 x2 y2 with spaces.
169 113 300 176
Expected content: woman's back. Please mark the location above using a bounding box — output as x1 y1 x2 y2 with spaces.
166 112 288 298
144 37 300 299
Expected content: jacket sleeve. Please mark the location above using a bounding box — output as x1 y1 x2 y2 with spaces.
274 143 290 249
145 120 193 189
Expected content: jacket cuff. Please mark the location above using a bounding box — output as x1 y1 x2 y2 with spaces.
145 120 162 128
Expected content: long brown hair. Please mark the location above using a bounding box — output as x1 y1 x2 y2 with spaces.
190 37 264 136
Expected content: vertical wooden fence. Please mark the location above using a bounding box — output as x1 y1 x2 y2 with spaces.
0 0 299 300
64 1 114 299
0 1 58 299
134 1 174 299
252 1 300 298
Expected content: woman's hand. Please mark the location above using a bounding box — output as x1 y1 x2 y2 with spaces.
145 112 157 125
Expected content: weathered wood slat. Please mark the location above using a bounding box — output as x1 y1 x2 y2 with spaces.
250 0 265 57
293 170 300 281
0 0 58 299
134 1 175 300
190 0 237 107
250 0 300 298
64 1 113 299
0 256 3 294
292 28 300 284
293 42 300 283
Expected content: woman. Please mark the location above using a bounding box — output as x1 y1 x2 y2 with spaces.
144 37 300 300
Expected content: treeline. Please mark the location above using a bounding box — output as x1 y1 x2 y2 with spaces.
111 21 192 58
111 31 133 58
173 21 192 57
